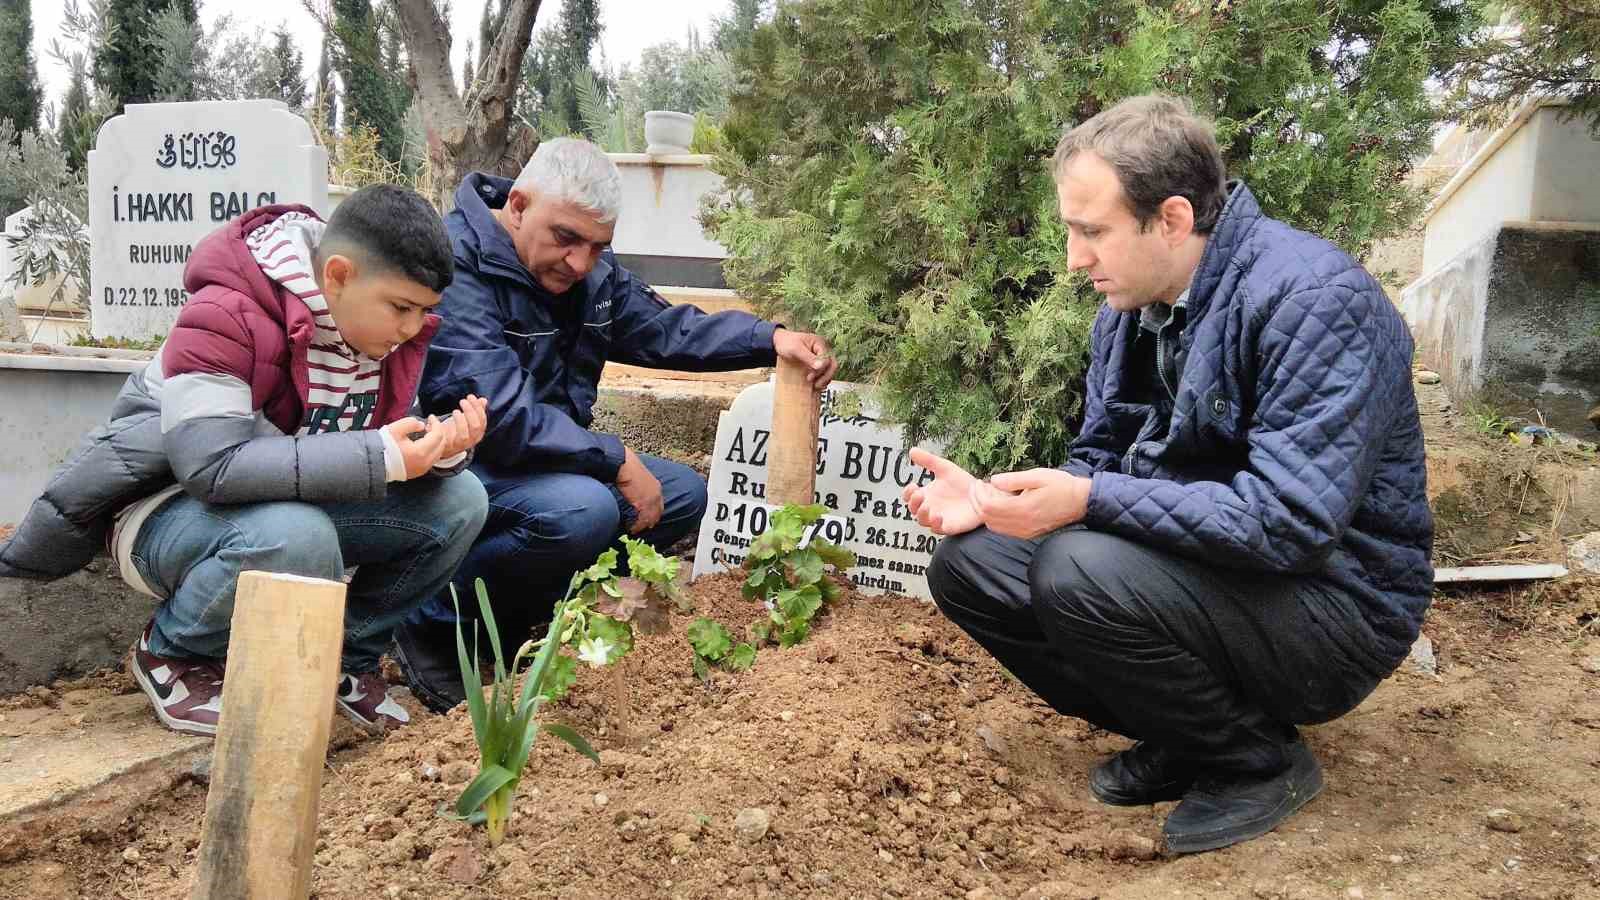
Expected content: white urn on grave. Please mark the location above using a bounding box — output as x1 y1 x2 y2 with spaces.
644 111 695 156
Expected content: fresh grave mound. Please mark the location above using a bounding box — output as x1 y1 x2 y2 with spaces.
20 573 1156 898
10 572 1600 899
297 574 1164 898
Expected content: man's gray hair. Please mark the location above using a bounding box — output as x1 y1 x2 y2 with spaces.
513 137 623 223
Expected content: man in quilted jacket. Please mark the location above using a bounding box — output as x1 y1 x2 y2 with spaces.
906 95 1432 854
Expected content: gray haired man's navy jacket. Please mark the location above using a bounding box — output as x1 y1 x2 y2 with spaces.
419 173 778 481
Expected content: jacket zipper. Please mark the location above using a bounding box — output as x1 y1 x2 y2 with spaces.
1156 323 1178 403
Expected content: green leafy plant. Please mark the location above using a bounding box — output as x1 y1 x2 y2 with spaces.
574 66 636 153
0 121 91 332
450 578 599 847
66 333 165 351
686 616 757 679
742 504 855 647
535 536 694 700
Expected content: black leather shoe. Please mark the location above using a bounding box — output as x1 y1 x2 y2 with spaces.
392 617 469 714
1089 741 1197 806
1162 739 1324 854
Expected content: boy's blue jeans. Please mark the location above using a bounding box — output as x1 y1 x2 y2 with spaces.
131 474 488 673
411 452 708 631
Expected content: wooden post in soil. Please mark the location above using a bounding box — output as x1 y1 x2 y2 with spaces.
190 571 348 900
767 357 820 507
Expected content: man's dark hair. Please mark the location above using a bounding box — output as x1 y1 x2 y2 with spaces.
1052 94 1227 234
320 184 454 292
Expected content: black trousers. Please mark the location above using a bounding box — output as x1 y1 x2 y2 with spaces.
928 527 1388 775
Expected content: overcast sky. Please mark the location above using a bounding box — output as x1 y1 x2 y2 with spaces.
32 0 732 112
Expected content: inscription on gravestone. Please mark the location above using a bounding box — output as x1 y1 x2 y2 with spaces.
89 99 329 341
692 381 945 600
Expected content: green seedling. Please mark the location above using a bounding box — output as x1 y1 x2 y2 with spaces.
536 537 695 699
742 503 855 647
449 578 599 847
687 616 757 679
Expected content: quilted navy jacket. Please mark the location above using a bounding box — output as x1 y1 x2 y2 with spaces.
1065 182 1433 669
418 174 778 480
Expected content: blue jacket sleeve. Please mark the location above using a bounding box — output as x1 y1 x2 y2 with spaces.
1060 309 1123 478
1081 284 1405 573
607 264 780 370
419 260 627 480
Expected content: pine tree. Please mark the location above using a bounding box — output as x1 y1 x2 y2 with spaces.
0 0 43 138
95 0 199 111
462 40 475 92
313 36 339 135
382 16 412 111
1455 1 1600 132
332 0 405 162
52 1 114 171
708 0 1474 472
712 0 762 55
58 66 92 171
144 2 201 101
478 0 501 74
269 26 308 111
522 0 603 136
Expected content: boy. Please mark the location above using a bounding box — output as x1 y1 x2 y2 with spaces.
0 185 490 736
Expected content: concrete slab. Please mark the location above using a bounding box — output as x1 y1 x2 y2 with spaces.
0 690 205 819
591 378 746 468
1400 222 1600 436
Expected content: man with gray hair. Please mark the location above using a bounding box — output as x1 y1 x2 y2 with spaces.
396 138 836 711
905 95 1432 852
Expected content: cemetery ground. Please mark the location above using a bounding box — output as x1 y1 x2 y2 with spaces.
2 377 1599 900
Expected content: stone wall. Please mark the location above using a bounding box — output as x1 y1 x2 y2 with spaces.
1401 223 1600 434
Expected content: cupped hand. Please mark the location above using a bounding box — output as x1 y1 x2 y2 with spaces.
968 468 1091 539
900 448 983 536
385 416 448 480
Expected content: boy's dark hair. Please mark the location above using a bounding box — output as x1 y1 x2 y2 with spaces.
320 184 454 292
1053 94 1227 234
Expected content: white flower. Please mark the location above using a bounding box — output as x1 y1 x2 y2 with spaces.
577 638 613 668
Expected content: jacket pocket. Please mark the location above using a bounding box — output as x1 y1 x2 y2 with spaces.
502 327 556 375
1198 388 1245 446
567 323 612 417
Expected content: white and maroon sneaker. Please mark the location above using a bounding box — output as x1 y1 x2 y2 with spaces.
335 671 411 733
129 623 225 737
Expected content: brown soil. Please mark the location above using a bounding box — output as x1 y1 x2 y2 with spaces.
2 569 1598 900
3 380 1599 899
1414 377 1600 565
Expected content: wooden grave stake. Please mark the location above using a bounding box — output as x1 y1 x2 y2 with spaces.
191 571 348 900
767 356 821 506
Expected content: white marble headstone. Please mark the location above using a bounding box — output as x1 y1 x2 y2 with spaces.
692 380 945 600
89 100 329 341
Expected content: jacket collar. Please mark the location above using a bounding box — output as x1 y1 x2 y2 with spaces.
455 173 535 287
452 171 614 308
1182 180 1263 328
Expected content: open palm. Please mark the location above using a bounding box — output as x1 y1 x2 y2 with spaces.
902 448 983 536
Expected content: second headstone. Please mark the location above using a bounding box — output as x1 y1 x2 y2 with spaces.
89 99 329 342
